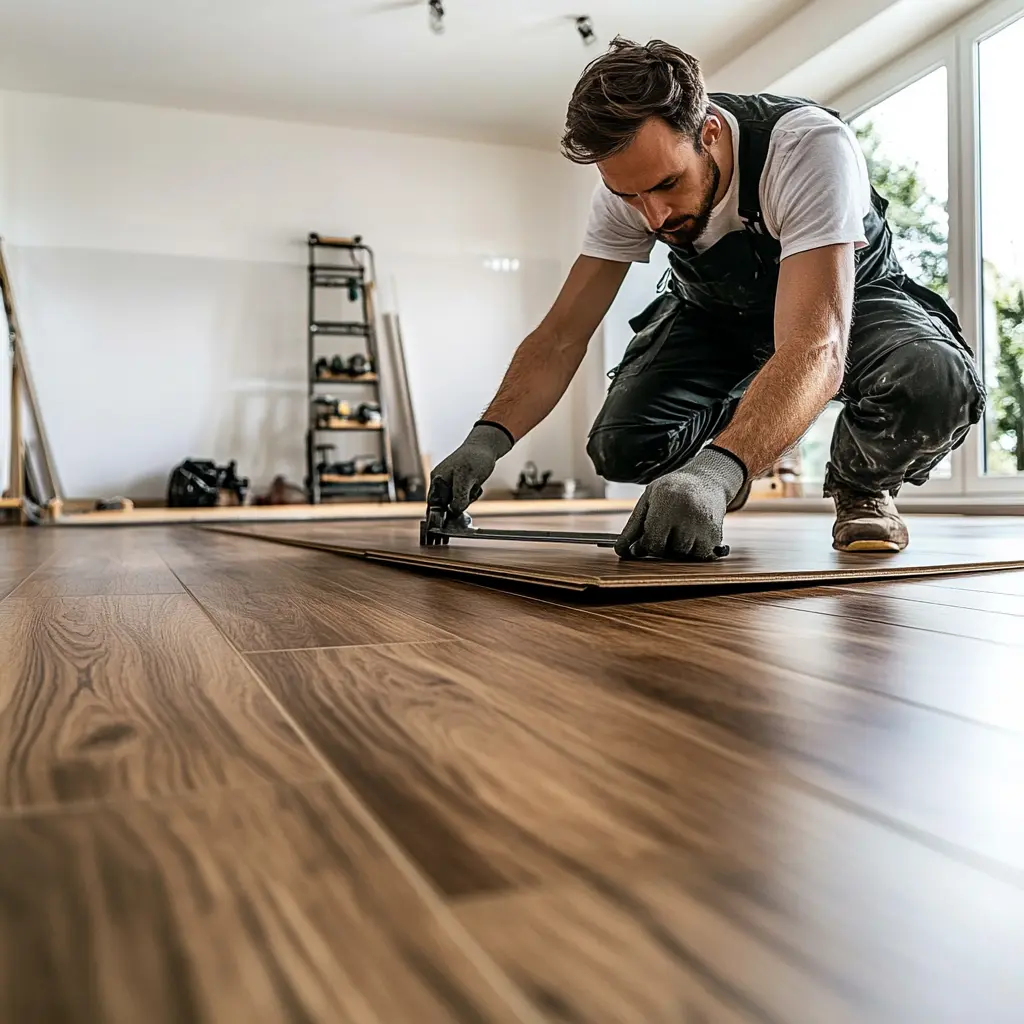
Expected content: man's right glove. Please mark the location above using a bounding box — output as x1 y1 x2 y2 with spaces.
614 445 746 561
427 421 514 515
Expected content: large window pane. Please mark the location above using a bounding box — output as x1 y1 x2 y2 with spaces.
798 68 951 487
979 16 1024 476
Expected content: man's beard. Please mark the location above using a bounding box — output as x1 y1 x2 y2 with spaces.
655 151 721 247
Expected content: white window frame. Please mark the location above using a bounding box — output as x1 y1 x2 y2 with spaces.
829 0 1024 497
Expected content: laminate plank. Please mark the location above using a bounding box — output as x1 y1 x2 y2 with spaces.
211 514 1024 590
0 781 537 1024
918 569 1024 597
734 587 1024 646
588 591 1024 734
255 572 1024 880
456 803 1024 1024
250 641 719 896
0 593 321 809
832 577 1024 616
158 531 456 651
13 529 184 597
243 553 1024 736
0 571 32 601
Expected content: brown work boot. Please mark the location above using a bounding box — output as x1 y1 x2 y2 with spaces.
831 489 909 552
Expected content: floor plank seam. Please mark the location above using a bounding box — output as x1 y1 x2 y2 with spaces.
435 594 1024 893
0 554 54 604
876 581 1024 605
833 589 1024 617
728 594 1024 648
456 581 1024 737
169 576 544 1023
168 533 1024 896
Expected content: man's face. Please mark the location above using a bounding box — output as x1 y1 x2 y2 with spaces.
598 116 721 247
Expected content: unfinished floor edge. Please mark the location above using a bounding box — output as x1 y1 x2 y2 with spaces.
200 524 1024 596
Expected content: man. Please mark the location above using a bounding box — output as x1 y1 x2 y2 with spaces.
428 38 985 560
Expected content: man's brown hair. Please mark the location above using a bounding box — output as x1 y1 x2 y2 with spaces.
561 37 709 165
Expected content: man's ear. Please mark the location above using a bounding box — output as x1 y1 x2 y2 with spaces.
701 113 723 150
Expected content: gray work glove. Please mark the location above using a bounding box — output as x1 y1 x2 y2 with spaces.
615 446 746 561
427 421 514 515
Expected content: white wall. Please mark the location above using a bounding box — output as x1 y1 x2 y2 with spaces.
0 90 587 499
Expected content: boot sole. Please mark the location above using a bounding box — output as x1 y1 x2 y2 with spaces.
833 539 905 553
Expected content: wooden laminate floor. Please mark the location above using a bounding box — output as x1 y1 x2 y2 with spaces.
3 523 1024 1022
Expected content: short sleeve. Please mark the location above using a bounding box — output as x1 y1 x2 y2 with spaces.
761 108 872 262
580 182 657 263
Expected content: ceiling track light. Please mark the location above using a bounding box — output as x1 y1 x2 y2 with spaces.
575 15 596 45
428 0 445 34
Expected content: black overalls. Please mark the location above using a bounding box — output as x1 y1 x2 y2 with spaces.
587 92 985 497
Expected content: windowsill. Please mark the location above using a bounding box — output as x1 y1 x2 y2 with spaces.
745 495 1024 515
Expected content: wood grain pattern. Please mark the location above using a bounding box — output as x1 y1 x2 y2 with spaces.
0 781 538 1024
7 527 183 597
0 593 321 809
735 585 1024 646
5 524 1024 1022
456 803 1024 1024
158 530 457 651
513 595 1024 876
249 641 747 896
237 550 1024 738
210 513 1024 590
241 557 1024 879
586 590 1024 734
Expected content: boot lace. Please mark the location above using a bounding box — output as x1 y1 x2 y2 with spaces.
834 491 890 519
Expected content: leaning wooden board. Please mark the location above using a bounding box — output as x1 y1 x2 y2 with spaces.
206 513 1024 592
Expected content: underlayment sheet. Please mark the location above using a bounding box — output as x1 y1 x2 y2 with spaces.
206 513 1024 592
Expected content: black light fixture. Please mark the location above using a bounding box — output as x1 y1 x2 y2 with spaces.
428 0 445 34
575 15 596 45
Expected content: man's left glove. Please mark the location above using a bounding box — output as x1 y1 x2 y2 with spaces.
614 446 747 561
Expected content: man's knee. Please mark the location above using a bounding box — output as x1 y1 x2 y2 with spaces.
863 339 985 435
587 424 703 484
587 428 649 483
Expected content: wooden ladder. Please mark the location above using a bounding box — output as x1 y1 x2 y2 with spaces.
1 237 63 523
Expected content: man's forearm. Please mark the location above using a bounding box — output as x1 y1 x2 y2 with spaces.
713 334 845 478
715 243 854 478
482 328 587 441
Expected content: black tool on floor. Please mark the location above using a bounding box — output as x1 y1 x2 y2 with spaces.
419 480 617 548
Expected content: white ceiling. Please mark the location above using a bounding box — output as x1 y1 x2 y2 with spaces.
0 0 810 149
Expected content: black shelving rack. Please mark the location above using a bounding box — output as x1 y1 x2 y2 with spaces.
306 233 397 504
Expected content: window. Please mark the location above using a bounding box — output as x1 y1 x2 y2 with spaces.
798 68 951 488
979 16 1024 476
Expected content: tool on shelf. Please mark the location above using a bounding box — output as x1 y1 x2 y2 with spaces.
306 233 397 503
419 480 618 548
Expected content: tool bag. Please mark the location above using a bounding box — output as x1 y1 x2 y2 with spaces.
167 459 249 507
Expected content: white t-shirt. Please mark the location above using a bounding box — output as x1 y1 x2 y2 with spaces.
581 104 872 264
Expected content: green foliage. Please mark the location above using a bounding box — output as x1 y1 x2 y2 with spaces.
854 118 1024 471
853 119 949 295
989 276 1024 471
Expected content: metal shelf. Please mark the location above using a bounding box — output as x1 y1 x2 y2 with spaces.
319 473 390 485
306 234 396 504
310 321 370 337
312 374 378 384
315 418 383 431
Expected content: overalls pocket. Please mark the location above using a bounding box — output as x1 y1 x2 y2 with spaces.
608 292 680 383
